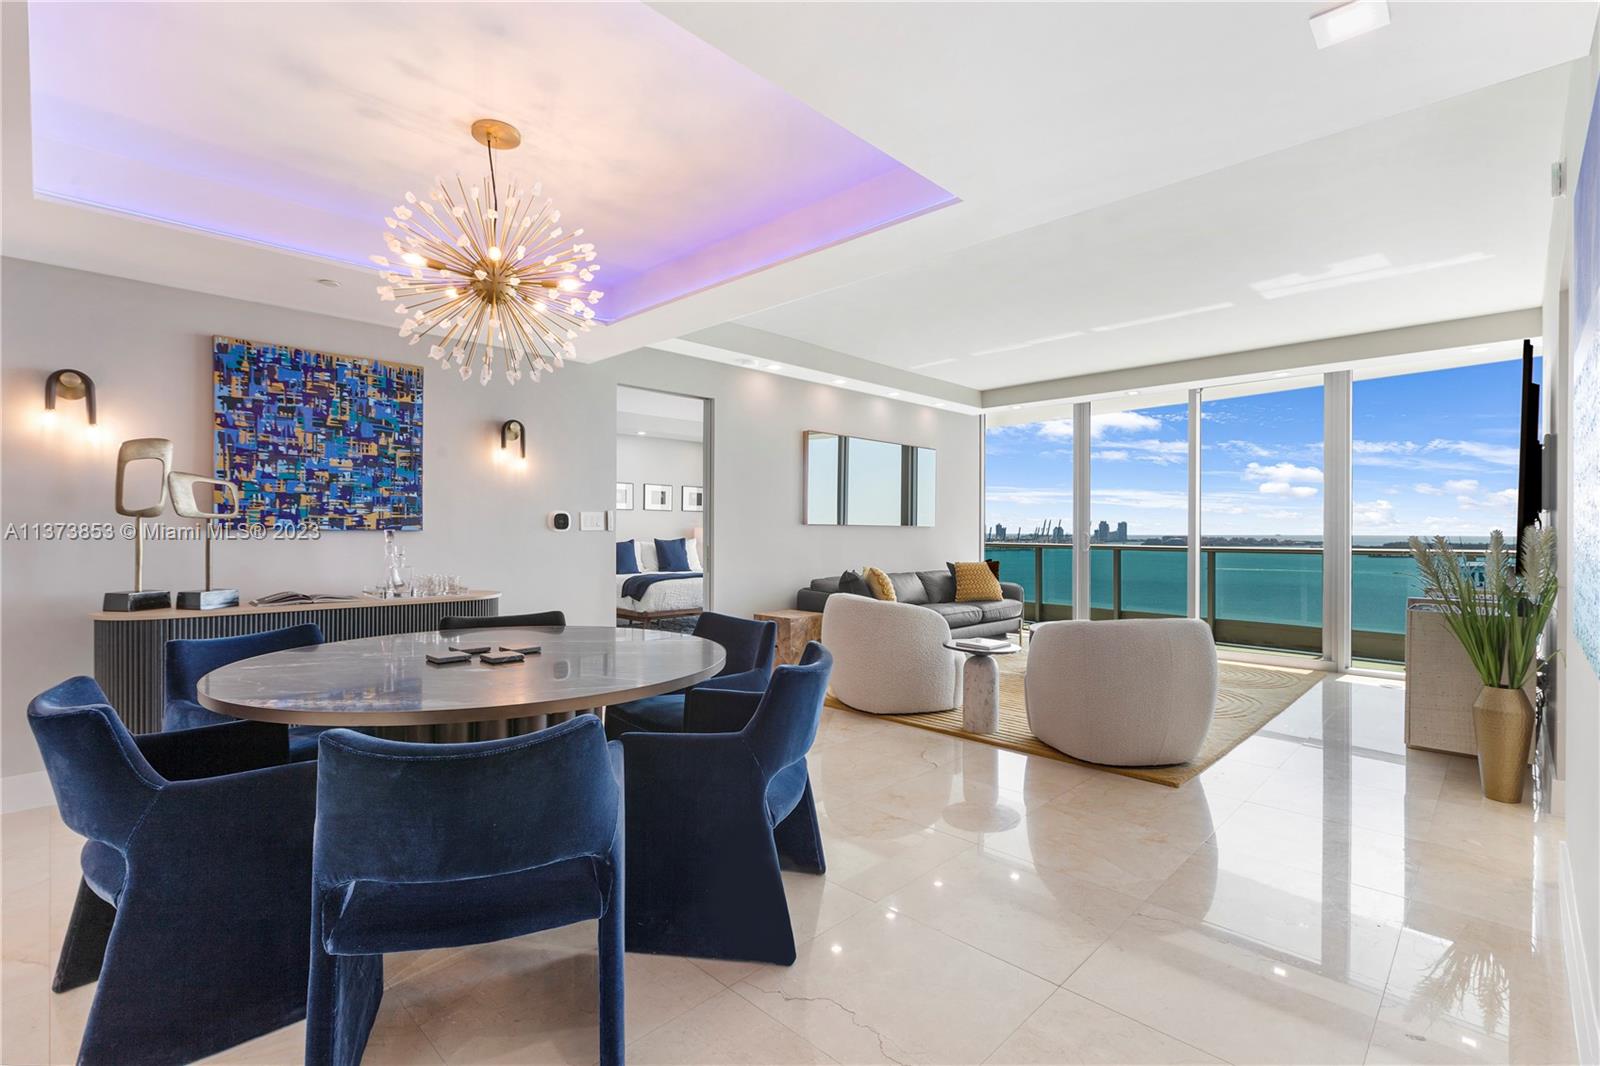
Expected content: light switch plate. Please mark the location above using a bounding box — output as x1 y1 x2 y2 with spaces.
579 510 606 532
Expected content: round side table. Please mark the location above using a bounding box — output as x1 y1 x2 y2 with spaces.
944 640 1021 734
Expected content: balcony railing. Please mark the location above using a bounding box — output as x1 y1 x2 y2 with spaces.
983 542 1472 665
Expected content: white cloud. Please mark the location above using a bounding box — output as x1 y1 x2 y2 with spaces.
1244 461 1323 484
1427 440 1519 467
1413 483 1443 496
1258 481 1318 498
1353 499 1397 527
1215 439 1274 458
1092 411 1162 437
1443 479 1479 493
1036 419 1074 440
1353 440 1419 455
1456 487 1518 512
985 487 1073 507
1093 450 1130 461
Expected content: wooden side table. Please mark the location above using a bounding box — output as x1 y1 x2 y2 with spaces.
754 608 823 666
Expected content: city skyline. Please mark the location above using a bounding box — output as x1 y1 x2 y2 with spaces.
985 357 1534 540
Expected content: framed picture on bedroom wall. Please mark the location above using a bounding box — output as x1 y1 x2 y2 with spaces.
616 483 634 510
643 484 672 511
682 485 704 511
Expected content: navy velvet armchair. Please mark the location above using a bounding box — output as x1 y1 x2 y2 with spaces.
29 676 316 1066
306 716 625 1066
621 642 831 965
605 611 776 738
164 623 326 760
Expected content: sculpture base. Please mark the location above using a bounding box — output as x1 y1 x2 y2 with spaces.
102 590 172 612
176 589 240 611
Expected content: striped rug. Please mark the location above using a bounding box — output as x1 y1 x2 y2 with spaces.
825 647 1322 788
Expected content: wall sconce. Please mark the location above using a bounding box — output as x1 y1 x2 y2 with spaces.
44 369 99 435
500 419 526 461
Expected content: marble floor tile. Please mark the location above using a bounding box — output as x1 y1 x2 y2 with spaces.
813 799 974 900
984 988 1224 1065
627 989 836 1064
980 799 1204 899
735 906 1055 1065
883 848 1142 984
1065 906 1389 1065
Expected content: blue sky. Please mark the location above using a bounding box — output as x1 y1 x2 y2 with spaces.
985 358 1531 540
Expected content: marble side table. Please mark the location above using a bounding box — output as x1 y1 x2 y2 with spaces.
945 640 1021 734
754 608 824 666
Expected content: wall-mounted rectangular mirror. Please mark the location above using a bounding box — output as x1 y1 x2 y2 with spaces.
803 431 935 526
804 432 840 525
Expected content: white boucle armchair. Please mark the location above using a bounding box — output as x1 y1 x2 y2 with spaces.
821 595 962 714
1025 619 1217 766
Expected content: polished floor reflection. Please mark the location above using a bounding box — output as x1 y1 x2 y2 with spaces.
1 674 1575 1064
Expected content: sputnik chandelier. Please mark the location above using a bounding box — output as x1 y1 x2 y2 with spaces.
372 119 603 385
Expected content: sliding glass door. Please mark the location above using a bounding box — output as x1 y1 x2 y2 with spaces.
983 414 1073 621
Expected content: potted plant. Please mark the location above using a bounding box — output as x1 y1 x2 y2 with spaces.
1410 527 1558 803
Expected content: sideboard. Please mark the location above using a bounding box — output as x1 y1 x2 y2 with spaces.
92 591 501 732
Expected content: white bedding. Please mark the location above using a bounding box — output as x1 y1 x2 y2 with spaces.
616 573 704 614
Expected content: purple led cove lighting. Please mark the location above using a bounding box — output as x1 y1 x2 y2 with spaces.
26 2 956 325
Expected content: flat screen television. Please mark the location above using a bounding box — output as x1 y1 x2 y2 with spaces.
1515 338 1543 554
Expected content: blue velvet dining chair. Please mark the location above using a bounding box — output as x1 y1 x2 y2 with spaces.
439 609 566 630
621 642 831 965
28 676 317 1066
604 611 776 738
305 715 625 1066
164 623 325 760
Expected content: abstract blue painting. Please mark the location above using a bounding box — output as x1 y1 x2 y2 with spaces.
213 336 424 531
1573 78 1600 672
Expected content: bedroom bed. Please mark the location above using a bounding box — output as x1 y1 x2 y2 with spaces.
615 571 704 627
615 537 705 627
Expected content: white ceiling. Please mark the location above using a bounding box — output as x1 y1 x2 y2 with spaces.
617 385 704 442
3 1 1594 409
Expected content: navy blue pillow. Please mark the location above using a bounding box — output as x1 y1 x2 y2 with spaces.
655 537 691 572
616 540 640 575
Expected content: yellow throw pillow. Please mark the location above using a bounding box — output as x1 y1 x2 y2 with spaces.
862 566 896 601
950 561 1003 602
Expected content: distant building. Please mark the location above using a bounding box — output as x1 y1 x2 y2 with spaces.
1051 523 1066 542
992 522 1007 540
1093 520 1110 543
1116 521 1129 543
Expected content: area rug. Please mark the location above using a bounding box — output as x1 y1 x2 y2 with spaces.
825 648 1322 788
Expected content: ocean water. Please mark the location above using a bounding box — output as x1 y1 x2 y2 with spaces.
986 547 1425 634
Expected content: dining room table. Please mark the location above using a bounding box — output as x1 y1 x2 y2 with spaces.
195 624 726 741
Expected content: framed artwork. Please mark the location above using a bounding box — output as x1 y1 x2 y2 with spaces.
616 483 634 510
643 483 671 511
682 485 704 512
213 336 423 530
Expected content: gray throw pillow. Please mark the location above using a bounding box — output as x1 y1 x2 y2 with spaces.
838 570 876 598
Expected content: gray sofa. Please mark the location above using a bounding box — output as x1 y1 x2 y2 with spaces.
796 570 1025 640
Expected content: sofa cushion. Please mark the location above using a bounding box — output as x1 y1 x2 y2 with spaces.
918 570 956 603
863 566 896 601
838 570 876 598
888 571 929 605
925 601 983 628
809 576 843 594
968 599 1022 624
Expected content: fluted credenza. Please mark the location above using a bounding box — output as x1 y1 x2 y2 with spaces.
92 591 501 733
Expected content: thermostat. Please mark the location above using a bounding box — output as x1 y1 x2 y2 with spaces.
547 511 572 531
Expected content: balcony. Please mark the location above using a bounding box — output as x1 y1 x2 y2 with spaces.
983 542 1467 665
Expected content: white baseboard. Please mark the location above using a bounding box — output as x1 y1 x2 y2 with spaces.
1 771 54 814
1559 841 1599 1066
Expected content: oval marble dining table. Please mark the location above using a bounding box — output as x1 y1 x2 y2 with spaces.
196 625 725 741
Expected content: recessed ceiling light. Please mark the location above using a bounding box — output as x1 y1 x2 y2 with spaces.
767 363 782 371
1310 1 1390 50
636 430 646 436
1274 371 1292 378
934 401 946 408
887 391 900 398
833 378 847 386
314 278 341 288
1010 405 1023 411
1127 390 1140 396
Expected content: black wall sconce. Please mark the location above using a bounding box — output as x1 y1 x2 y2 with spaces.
45 368 98 426
500 419 526 460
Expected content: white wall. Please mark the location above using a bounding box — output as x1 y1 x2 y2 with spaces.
0 260 984 787
1544 23 1600 1055
615 434 704 544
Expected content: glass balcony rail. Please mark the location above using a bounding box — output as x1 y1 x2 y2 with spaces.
982 543 1484 665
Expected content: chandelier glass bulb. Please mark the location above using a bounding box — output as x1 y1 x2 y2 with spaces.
372 119 603 386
